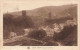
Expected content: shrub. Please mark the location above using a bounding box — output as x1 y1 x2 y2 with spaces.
53 25 76 41
27 29 47 40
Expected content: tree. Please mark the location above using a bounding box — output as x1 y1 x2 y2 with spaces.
27 29 47 40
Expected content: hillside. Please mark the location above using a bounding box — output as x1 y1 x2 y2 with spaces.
7 4 77 25
8 4 77 18
3 4 77 39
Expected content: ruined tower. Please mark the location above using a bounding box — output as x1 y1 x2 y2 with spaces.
22 10 26 17
48 12 52 19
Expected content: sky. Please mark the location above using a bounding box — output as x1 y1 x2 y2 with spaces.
1 0 78 13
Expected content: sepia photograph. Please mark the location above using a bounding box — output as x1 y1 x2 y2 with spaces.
2 0 78 46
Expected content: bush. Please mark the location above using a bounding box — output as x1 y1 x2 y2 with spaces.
27 29 47 40
53 25 77 41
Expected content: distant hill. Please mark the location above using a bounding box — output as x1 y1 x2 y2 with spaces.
8 4 77 17
7 4 77 24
